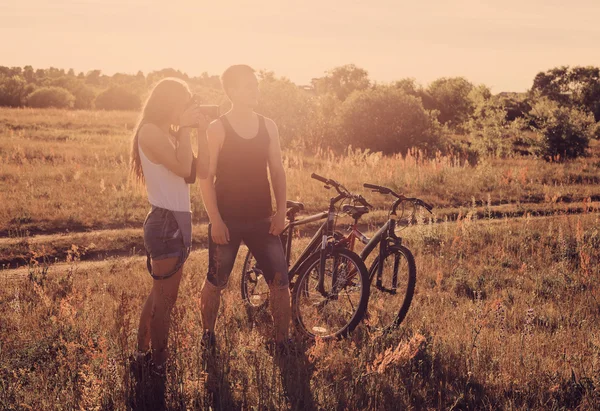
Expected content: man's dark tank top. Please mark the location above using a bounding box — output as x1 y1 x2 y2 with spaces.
215 114 272 222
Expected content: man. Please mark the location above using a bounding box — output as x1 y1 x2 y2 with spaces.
198 64 290 349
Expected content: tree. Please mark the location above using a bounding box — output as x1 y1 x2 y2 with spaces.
26 87 75 108
0 75 31 107
496 92 532 122
311 64 370 100
468 92 518 158
427 77 475 129
530 98 597 160
531 66 600 121
256 76 316 146
23 66 35 83
146 68 188 86
334 86 443 154
85 70 102 85
95 86 141 110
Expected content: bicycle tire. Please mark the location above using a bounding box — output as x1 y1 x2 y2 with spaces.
240 230 346 309
240 250 270 308
292 248 370 340
367 245 416 332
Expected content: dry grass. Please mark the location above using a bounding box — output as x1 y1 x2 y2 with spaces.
1 213 600 409
2 107 600 236
1 107 600 409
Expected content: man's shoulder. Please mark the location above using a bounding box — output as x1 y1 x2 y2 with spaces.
259 115 278 136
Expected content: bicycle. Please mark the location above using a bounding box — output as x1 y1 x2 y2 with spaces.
240 173 372 340
336 182 433 333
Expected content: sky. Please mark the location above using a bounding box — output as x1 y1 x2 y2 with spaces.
2 0 600 92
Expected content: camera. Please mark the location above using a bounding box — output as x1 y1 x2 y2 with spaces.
198 104 220 119
187 95 220 119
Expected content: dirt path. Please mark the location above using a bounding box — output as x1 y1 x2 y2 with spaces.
3 209 599 282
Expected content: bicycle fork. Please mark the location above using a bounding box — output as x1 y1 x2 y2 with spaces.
318 208 336 296
376 219 401 294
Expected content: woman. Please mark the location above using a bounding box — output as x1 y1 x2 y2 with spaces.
129 78 208 376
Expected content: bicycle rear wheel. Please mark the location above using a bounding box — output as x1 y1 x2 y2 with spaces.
366 245 416 332
240 250 269 308
240 231 345 309
292 248 370 340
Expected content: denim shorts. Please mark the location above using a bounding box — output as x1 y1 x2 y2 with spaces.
143 206 192 280
207 217 288 289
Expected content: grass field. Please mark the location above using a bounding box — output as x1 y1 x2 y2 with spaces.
1 108 600 409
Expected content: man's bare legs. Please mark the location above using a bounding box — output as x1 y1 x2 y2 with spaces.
269 272 291 343
200 277 290 344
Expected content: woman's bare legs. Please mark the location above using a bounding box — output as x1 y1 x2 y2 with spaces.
136 256 183 366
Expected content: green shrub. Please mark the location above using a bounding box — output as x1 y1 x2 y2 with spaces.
94 86 141 110
531 99 596 160
333 86 443 154
26 86 75 108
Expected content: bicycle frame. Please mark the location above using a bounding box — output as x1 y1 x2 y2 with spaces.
339 218 400 284
280 211 329 285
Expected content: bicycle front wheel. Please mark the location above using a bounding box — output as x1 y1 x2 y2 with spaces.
292 248 370 340
367 245 416 332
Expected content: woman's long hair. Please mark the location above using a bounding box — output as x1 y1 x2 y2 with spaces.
130 77 192 183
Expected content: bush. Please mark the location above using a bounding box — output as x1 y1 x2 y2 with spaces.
467 89 528 158
71 85 96 109
26 87 75 108
333 86 443 154
94 86 141 110
50 77 97 110
531 99 596 160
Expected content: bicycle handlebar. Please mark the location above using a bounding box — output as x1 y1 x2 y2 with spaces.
363 183 391 195
416 199 434 213
312 173 374 209
364 182 434 214
311 173 330 185
356 195 374 209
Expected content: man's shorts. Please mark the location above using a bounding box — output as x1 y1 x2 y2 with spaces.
207 217 288 289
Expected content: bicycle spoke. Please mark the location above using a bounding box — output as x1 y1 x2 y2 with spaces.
294 250 367 339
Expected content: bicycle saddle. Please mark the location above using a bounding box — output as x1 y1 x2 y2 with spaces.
286 200 305 217
342 204 369 220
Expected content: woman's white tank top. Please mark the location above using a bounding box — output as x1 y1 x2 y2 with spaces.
138 129 191 213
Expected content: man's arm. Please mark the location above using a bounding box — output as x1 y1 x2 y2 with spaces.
196 126 210 180
265 118 287 236
198 121 230 244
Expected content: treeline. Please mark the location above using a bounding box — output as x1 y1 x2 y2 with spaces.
1 64 599 160
0 66 223 110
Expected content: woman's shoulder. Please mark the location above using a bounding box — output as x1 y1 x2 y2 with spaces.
138 123 163 140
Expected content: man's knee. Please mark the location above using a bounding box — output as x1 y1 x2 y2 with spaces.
203 278 227 293
268 271 289 291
